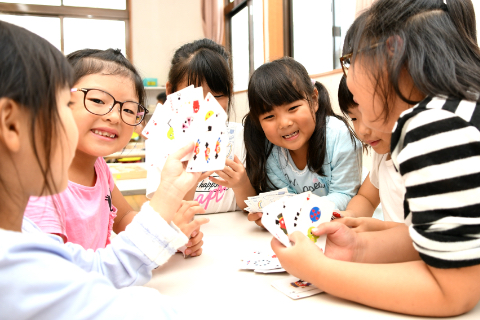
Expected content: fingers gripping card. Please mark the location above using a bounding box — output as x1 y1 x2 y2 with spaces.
290 195 335 252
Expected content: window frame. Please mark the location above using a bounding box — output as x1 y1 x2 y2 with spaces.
0 1 131 58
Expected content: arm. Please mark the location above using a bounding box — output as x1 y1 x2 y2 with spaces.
2 229 179 319
336 217 403 233
112 184 137 234
272 232 480 317
325 124 362 210
341 173 380 218
182 170 214 201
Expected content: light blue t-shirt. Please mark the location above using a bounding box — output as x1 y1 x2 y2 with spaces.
266 116 362 210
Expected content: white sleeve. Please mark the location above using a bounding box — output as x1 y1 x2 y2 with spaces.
1 228 182 320
23 202 188 289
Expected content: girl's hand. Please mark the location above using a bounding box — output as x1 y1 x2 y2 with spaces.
271 231 324 281
209 155 248 190
184 227 204 257
247 212 264 228
335 217 384 233
159 142 202 196
312 221 360 262
172 200 209 240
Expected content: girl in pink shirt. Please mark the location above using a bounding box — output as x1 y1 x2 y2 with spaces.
25 49 206 254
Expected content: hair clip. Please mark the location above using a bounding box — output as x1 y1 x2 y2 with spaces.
441 0 448 11
311 79 316 86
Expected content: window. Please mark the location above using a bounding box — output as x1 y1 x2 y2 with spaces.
225 0 265 92
0 1 129 56
291 0 356 75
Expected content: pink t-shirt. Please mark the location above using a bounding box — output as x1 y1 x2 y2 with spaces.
24 157 118 250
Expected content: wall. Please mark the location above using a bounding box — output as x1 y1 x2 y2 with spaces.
130 0 205 86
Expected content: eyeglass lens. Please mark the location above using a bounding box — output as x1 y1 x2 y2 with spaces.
85 89 144 125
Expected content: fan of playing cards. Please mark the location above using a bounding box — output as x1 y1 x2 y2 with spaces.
244 188 295 213
143 85 229 172
261 191 338 252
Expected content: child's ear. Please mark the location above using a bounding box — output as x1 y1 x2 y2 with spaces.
386 35 403 56
312 87 319 112
0 98 23 153
166 81 173 95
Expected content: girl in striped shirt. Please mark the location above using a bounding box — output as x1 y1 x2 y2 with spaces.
272 0 480 316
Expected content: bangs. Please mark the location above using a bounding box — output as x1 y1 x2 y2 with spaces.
185 49 232 97
71 58 134 84
248 61 308 118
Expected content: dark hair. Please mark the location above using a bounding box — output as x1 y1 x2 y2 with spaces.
156 92 166 103
338 75 358 116
0 21 73 198
349 0 480 123
244 57 354 193
66 48 145 107
168 38 233 116
338 75 369 152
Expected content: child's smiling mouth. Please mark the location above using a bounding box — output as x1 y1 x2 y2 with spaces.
92 129 117 139
283 130 299 140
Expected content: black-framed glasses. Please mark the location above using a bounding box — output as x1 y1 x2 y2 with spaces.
71 88 148 126
339 42 382 78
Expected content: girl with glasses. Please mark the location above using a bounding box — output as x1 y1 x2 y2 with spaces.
273 0 480 316
0 20 205 318
24 48 208 255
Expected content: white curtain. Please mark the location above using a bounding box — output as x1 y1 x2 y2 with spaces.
201 0 225 44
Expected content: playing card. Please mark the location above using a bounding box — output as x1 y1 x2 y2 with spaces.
285 194 335 252
186 129 229 172
239 249 281 270
261 199 292 247
271 275 323 300
254 267 286 273
142 102 169 139
281 192 313 233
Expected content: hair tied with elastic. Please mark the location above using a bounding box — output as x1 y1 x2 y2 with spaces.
311 78 316 86
113 48 122 55
440 0 448 11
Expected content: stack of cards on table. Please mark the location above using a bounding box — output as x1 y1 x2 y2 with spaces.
271 276 323 300
239 248 285 273
143 85 230 172
261 191 337 252
244 188 295 213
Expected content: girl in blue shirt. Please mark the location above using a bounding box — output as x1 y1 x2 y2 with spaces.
244 57 361 225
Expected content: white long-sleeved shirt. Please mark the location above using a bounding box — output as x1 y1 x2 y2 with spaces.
0 202 188 319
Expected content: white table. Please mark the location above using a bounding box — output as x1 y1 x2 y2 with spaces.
145 211 480 319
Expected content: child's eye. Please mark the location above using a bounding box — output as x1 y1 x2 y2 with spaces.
213 94 224 98
350 117 357 121
262 114 274 120
289 106 299 111
88 98 105 105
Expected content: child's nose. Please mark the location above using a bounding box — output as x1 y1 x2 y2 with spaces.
278 116 293 129
103 104 122 124
357 121 371 138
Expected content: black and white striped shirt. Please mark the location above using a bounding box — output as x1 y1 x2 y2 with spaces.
391 96 480 269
